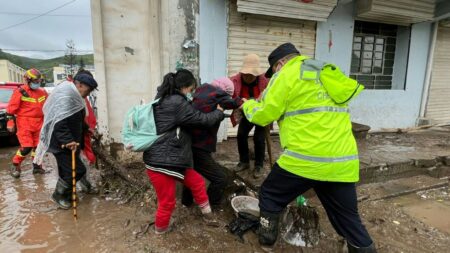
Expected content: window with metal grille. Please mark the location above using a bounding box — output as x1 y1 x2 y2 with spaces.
350 21 411 90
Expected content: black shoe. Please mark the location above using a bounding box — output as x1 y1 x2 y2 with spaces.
253 165 264 179
78 175 99 194
235 162 250 172
32 163 47 174
348 242 377 253
51 178 72 210
257 210 280 246
10 164 21 178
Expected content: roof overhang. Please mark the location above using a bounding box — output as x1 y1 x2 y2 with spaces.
236 0 338 22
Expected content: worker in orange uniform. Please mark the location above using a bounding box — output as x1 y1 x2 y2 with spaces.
6 68 48 178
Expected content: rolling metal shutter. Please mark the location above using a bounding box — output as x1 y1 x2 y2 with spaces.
425 26 450 124
226 0 316 136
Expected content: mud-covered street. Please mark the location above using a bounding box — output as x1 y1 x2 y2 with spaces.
1 129 450 253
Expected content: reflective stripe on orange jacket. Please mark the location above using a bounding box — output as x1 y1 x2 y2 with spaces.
6 84 48 118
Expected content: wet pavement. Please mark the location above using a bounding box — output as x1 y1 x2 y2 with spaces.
1 131 450 252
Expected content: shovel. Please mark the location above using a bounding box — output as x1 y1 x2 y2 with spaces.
264 126 273 167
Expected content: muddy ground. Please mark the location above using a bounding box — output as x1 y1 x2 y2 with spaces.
1 130 450 252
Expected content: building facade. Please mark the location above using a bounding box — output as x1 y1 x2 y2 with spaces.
90 0 450 151
53 64 95 84
0 60 25 83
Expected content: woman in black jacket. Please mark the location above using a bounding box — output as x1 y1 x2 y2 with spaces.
144 69 224 234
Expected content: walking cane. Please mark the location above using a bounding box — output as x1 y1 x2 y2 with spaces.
71 148 77 220
62 143 78 221
264 125 273 167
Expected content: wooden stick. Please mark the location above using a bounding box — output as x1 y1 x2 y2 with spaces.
265 126 273 167
61 143 79 220
71 149 77 220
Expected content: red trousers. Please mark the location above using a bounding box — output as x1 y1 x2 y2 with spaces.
146 168 209 230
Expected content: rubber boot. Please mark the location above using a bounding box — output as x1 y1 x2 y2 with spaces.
51 178 72 210
253 165 264 179
78 175 99 194
348 242 377 253
32 163 47 174
257 210 280 246
10 164 21 178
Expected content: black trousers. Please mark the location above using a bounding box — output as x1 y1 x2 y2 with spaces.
54 151 87 185
182 148 229 206
259 163 373 248
237 117 265 166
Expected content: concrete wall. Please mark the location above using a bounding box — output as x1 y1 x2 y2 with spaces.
316 1 432 130
90 0 199 145
199 0 229 141
199 0 227 83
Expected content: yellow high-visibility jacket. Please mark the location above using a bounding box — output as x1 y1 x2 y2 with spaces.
243 55 364 182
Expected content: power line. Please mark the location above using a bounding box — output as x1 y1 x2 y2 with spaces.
0 0 78 32
0 12 89 17
1 48 93 53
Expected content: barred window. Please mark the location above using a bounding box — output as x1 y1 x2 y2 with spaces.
350 21 411 90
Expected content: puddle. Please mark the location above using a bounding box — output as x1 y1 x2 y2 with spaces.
393 193 450 234
0 146 150 252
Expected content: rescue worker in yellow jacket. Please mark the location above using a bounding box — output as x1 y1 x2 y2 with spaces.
242 43 376 252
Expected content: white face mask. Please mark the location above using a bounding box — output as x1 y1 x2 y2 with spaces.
30 82 41 90
186 92 193 101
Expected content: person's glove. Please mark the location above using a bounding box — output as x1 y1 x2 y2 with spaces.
6 119 15 133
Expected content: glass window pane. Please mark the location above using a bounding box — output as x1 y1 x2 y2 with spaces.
374 60 382 68
375 45 384 52
364 36 374 43
353 43 362 50
363 51 373 59
376 38 384 45
375 52 383 60
364 44 374 51
362 67 372 74
354 36 362 43
363 59 372 68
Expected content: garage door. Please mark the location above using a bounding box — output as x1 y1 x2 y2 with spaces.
226 0 316 136
426 26 450 124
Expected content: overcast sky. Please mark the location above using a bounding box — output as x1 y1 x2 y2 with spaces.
0 0 93 59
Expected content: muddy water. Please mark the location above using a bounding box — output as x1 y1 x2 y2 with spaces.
0 145 151 253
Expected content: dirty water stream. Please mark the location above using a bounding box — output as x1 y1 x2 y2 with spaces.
0 146 150 253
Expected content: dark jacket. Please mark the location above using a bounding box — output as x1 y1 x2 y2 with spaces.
143 93 224 179
49 109 87 154
191 84 242 152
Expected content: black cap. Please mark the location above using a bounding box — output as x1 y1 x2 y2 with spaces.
74 74 98 90
265 43 300 78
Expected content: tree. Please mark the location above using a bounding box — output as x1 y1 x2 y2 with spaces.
64 39 76 77
79 57 85 69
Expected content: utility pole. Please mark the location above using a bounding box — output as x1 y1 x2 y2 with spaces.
65 39 76 77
